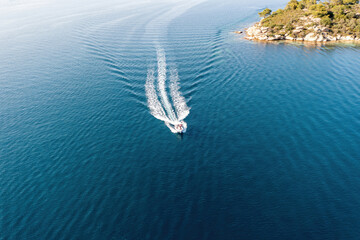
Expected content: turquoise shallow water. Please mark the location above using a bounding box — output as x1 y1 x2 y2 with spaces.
1 0 360 239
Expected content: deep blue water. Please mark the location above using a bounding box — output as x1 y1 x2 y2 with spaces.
1 0 360 239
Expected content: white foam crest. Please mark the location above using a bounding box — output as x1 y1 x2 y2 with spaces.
169 68 190 121
145 68 169 122
156 48 177 122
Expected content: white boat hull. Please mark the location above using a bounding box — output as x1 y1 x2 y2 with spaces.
165 121 187 134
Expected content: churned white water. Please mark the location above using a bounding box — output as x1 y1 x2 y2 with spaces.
145 48 190 131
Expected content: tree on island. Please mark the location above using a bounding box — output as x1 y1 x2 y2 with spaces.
342 0 359 4
250 0 360 41
331 0 343 4
259 8 272 18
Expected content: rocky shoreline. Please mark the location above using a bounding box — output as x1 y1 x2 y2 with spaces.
243 16 360 43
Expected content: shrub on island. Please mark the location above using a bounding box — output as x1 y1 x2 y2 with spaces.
245 0 360 42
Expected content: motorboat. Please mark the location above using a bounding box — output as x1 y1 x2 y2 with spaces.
165 120 187 134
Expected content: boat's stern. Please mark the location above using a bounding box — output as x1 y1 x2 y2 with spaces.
175 121 187 133
165 120 187 134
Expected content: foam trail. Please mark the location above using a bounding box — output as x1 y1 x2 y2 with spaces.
170 68 190 121
146 48 190 132
145 68 169 122
157 48 177 122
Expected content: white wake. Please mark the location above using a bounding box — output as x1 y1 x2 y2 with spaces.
145 48 190 131
145 69 168 122
169 68 190 121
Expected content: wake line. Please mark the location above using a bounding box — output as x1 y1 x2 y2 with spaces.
145 48 190 133
145 69 168 122
170 68 190 121
157 49 177 122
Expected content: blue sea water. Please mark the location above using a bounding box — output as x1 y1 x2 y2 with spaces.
1 0 360 239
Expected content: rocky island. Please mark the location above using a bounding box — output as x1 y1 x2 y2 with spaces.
244 0 360 42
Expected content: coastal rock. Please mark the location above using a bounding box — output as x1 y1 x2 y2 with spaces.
258 36 268 41
327 35 336 41
313 26 322 33
246 25 261 36
274 34 284 40
317 34 324 42
320 27 330 32
242 2 360 43
253 29 262 35
260 27 269 32
243 11 359 43
304 33 317 41
344 36 355 41
312 17 321 24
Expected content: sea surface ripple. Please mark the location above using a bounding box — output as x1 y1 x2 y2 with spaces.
1 0 360 239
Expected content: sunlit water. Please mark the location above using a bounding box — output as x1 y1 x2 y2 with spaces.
1 0 360 239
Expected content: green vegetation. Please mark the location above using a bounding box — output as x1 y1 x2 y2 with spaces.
259 8 272 18
258 0 360 37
